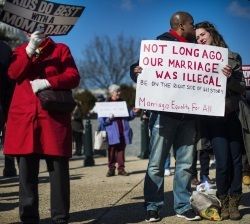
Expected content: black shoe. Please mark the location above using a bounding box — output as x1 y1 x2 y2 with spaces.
145 210 160 222
200 175 215 184
176 209 201 221
73 151 82 156
106 169 115 177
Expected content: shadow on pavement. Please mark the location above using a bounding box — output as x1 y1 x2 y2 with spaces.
0 191 19 212
128 170 147 175
0 174 84 216
37 191 174 224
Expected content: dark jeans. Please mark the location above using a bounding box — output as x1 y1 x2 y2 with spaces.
18 155 70 224
207 113 242 196
191 148 211 179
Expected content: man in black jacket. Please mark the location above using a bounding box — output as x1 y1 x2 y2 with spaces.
0 40 12 130
0 40 16 177
130 11 200 222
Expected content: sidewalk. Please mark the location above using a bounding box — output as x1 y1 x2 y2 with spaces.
1 155 250 224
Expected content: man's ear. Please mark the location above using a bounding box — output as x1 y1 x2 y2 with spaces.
179 23 184 31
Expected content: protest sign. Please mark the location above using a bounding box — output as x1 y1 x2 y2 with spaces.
95 101 129 118
0 0 84 35
135 40 228 116
242 65 250 88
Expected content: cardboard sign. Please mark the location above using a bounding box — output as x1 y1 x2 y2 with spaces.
0 0 84 35
135 40 228 116
95 101 129 118
243 65 250 87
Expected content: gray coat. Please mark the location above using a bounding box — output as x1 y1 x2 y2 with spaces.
225 51 246 114
71 105 84 132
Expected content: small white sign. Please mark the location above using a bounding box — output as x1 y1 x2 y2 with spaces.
243 65 250 87
95 101 129 118
135 40 228 116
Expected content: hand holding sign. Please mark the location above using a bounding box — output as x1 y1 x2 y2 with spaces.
221 65 232 78
26 29 45 57
134 66 143 75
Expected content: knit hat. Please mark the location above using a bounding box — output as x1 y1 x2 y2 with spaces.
108 84 120 93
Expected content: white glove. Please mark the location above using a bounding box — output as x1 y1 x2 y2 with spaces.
25 30 45 56
30 79 51 93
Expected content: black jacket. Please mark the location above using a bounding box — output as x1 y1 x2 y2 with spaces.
225 51 245 114
0 41 14 130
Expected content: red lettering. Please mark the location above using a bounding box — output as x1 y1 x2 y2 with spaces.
212 63 219 73
142 57 163 66
143 43 167 53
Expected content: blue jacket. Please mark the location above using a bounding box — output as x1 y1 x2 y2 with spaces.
99 110 136 145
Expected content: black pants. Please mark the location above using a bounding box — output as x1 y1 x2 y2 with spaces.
72 131 83 155
18 155 70 224
190 148 211 179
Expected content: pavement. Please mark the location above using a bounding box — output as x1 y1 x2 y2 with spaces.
1 153 250 224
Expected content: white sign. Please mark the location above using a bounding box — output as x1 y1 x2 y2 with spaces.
243 65 250 87
95 101 129 118
135 40 228 116
0 0 84 36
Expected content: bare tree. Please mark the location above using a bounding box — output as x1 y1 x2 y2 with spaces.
78 34 139 89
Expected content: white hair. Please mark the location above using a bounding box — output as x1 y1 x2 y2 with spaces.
108 84 120 93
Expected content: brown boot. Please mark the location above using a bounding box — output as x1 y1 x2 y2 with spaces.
229 194 241 220
106 169 115 177
219 195 229 220
118 170 129 176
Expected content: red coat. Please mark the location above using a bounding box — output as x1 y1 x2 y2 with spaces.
4 38 80 157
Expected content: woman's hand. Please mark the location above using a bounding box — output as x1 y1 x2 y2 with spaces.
133 66 143 75
30 79 51 93
132 108 140 113
222 65 232 78
109 114 115 120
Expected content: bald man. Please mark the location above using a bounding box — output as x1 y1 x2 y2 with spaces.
130 11 200 222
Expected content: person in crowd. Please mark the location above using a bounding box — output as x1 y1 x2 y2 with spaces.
195 21 245 221
95 94 108 157
242 153 250 185
241 75 250 185
99 84 138 177
164 152 172 176
71 100 84 156
138 109 150 159
0 40 16 177
130 11 201 222
3 29 80 224
209 154 216 169
190 130 214 185
0 40 13 135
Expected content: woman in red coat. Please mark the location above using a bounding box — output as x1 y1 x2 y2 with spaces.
3 29 80 224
